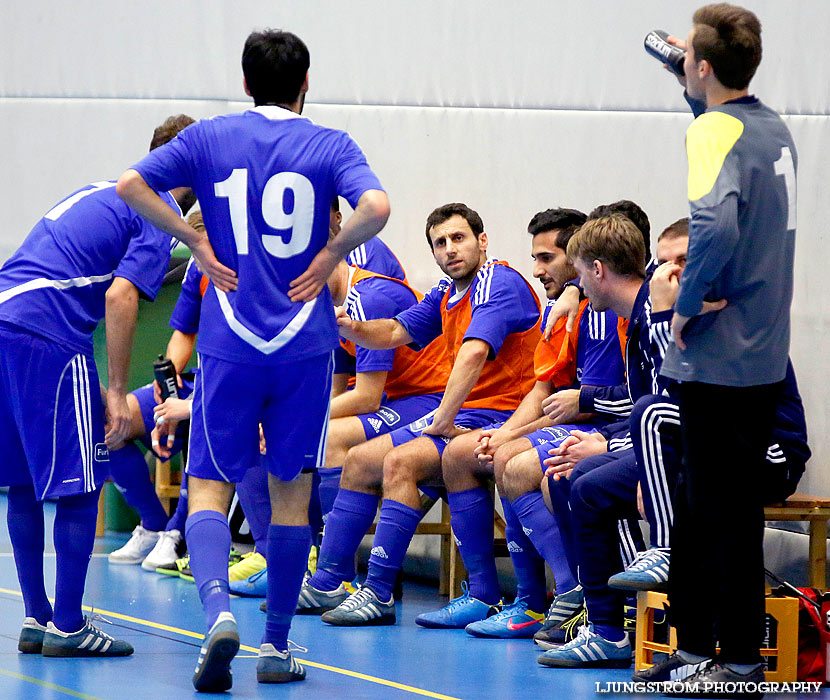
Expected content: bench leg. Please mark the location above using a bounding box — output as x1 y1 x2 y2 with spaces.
808 519 828 591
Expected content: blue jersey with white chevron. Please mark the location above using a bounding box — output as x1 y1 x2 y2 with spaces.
132 107 384 365
0 182 178 355
346 237 405 281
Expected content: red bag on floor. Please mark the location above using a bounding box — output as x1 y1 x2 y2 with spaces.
773 586 830 683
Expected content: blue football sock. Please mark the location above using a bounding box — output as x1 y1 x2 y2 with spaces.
318 467 343 521
499 496 547 612
364 499 422 601
264 525 311 651
310 489 378 591
186 510 232 629
165 474 188 533
52 489 99 632
7 485 52 625
237 460 271 555
513 491 577 594
108 442 169 532
594 623 626 643
447 488 501 605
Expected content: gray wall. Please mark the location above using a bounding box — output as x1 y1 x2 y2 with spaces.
1 1 827 496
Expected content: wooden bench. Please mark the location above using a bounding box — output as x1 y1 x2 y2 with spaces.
765 493 830 590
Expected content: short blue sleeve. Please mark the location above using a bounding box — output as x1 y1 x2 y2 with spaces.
131 125 199 193
332 134 385 210
169 258 204 334
346 277 414 372
465 265 538 357
113 193 177 300
395 278 450 349
577 306 625 387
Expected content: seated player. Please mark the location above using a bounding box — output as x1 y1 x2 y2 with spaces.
300 202 540 625
0 114 229 658
535 215 722 668
414 207 625 638
317 258 450 520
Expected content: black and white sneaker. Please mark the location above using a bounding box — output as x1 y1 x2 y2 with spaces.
665 661 765 698
632 651 710 682
321 586 395 626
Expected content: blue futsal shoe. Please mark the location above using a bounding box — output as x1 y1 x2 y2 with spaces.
537 623 631 668
256 643 306 684
42 616 134 657
230 567 267 597
608 547 670 592
18 617 48 654
321 585 396 626
192 612 240 692
465 596 545 638
415 581 501 629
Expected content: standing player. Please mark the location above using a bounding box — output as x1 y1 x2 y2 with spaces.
0 115 229 658
117 30 389 690
658 5 798 692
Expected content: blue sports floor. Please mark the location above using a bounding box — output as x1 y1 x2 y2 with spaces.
0 495 826 700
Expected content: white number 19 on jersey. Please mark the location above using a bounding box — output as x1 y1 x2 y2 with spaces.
214 168 315 258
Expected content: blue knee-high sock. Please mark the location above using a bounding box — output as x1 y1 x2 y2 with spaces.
237 460 271 556
52 490 99 632
308 469 323 542
513 491 577 594
364 500 422 601
310 489 378 591
186 510 232 629
447 488 501 605
165 474 188 533
318 467 343 522
7 485 52 625
264 525 311 651
499 496 547 612
108 442 169 532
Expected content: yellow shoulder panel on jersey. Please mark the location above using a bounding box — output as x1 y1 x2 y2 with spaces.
685 111 744 202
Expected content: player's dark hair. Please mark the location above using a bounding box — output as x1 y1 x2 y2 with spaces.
567 215 646 280
588 200 650 264
242 29 310 106
425 203 484 250
527 208 587 252
692 3 761 90
331 196 340 213
150 114 195 151
658 217 690 242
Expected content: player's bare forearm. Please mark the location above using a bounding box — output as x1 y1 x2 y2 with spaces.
337 314 413 350
105 277 139 396
331 373 349 398
329 370 386 419
425 339 489 435
499 380 549 431
165 330 196 374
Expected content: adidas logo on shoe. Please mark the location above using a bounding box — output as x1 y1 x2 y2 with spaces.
368 418 383 433
507 540 523 553
370 546 388 559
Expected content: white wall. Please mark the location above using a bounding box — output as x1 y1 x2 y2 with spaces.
1 0 827 493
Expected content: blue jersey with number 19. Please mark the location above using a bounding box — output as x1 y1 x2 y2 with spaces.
132 106 384 366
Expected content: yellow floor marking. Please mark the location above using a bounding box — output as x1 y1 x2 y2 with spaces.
0 667 104 700
0 587 463 700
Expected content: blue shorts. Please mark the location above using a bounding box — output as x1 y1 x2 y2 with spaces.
132 375 194 458
390 407 512 457
529 423 597 471
358 393 443 440
187 352 333 483
0 325 108 499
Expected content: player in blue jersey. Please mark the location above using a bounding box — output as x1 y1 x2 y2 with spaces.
415 208 624 638
117 30 389 690
0 114 231 659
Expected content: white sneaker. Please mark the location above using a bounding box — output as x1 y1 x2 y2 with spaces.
108 525 160 565
141 529 183 571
